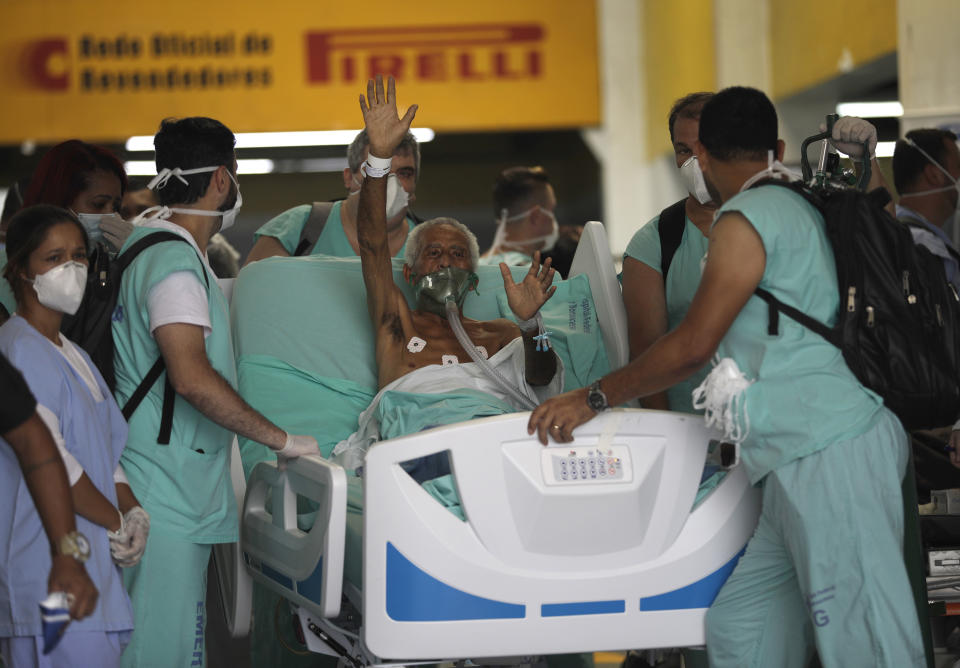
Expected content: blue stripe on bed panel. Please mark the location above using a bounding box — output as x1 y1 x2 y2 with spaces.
386 542 526 621
261 562 293 590
541 600 626 617
639 549 745 611
296 557 324 603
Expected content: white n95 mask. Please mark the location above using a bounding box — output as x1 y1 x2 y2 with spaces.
138 166 242 231
680 156 712 205
28 260 88 315
491 205 559 253
218 174 242 232
535 214 560 252
385 174 409 220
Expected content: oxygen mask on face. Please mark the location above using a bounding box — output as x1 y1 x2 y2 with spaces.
413 267 478 318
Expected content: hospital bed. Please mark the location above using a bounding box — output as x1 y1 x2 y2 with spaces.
226 222 761 664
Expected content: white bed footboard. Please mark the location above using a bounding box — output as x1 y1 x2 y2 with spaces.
362 409 760 660
242 454 347 619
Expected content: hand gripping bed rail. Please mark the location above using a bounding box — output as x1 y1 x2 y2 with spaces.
241 455 347 619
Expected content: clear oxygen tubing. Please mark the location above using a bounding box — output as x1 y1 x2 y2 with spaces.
445 299 538 411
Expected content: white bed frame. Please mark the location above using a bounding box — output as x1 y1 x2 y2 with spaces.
225 221 762 664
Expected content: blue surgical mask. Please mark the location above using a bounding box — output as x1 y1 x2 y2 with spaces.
74 211 105 246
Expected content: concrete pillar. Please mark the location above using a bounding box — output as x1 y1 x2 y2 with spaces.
713 0 771 92
898 0 960 245
581 0 646 258
582 0 684 258
897 0 960 135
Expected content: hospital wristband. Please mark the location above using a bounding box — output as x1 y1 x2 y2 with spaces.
516 312 543 333
363 154 392 178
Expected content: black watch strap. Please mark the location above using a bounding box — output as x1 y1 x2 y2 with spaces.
587 380 610 412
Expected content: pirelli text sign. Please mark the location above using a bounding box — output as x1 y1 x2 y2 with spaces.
0 2 599 144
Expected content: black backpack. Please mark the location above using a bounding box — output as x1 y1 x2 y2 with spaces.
293 202 335 256
61 231 209 442
656 198 687 283
748 179 960 430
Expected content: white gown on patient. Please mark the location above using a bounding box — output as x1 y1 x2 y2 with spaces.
333 337 563 470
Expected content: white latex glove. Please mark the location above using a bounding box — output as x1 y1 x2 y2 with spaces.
277 432 320 471
824 116 878 160
99 213 135 252
108 506 150 568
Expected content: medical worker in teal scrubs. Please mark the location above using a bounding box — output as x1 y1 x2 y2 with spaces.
243 129 419 264
622 92 715 414
529 87 924 667
111 117 318 667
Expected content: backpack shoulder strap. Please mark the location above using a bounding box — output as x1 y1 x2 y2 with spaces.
117 231 210 289
118 231 209 444
294 202 335 256
658 198 688 281
753 287 841 346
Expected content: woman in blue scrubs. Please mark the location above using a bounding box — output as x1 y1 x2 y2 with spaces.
0 205 144 668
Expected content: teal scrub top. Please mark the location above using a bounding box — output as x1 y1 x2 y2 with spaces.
254 201 415 258
624 212 710 413
478 250 532 268
112 226 238 543
714 184 884 484
0 248 15 316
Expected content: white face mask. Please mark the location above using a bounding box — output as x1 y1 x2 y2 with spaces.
351 172 411 221
136 166 242 231
679 156 712 204
385 173 410 220
27 260 87 315
491 205 559 253
739 150 801 193
218 175 242 232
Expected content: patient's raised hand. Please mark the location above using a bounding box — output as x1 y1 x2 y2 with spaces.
500 251 557 321
359 75 418 159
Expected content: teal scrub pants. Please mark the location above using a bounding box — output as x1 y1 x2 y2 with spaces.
704 409 925 667
121 528 211 668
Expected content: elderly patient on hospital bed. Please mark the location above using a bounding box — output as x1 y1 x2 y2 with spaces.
332 77 562 483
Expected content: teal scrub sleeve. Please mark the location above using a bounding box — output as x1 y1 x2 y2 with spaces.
253 205 312 255
623 215 662 270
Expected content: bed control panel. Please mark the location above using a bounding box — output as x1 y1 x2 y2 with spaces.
542 445 632 485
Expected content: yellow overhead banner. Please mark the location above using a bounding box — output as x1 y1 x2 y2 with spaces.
0 1 600 144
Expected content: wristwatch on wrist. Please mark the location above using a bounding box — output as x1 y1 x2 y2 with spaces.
586 380 610 412
54 531 91 563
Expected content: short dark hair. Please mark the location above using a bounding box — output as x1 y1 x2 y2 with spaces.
347 129 420 176
699 86 778 162
492 166 551 218
153 117 236 206
668 92 714 142
22 140 127 209
4 204 87 303
893 128 959 194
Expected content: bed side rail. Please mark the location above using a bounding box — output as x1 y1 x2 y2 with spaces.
241 455 347 619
